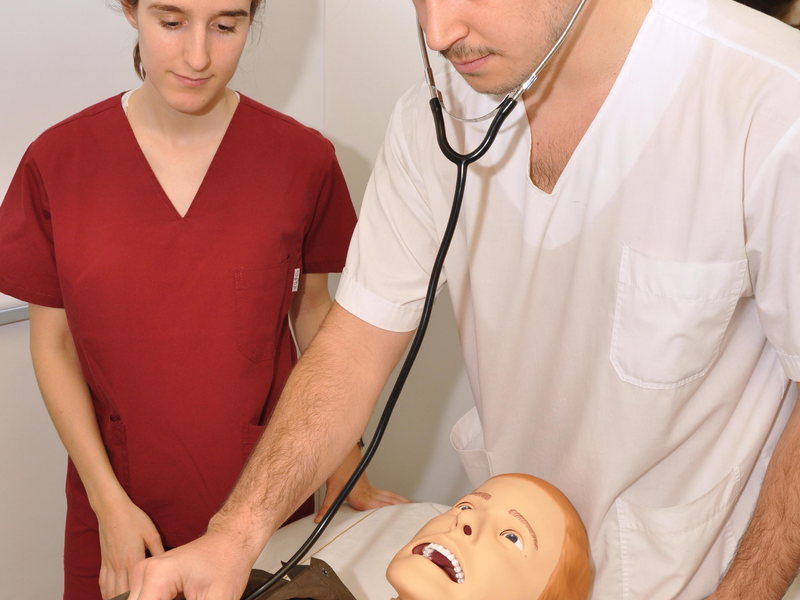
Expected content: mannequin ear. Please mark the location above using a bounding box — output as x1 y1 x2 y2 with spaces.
121 1 139 29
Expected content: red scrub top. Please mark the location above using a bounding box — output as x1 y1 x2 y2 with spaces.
0 94 356 547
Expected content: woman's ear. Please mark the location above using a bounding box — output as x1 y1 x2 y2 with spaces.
121 1 139 29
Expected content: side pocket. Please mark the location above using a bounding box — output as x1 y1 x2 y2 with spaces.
235 261 291 363
616 467 742 600
450 407 492 487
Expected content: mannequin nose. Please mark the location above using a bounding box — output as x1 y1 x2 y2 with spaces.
463 525 472 536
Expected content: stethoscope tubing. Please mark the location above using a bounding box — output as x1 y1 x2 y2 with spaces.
243 96 519 600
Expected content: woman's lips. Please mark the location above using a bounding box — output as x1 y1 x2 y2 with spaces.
173 73 212 87
449 54 492 74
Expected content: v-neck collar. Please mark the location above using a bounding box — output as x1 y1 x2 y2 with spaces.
118 91 243 221
522 5 654 199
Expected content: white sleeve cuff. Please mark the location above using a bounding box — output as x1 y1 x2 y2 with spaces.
335 269 422 333
777 349 800 382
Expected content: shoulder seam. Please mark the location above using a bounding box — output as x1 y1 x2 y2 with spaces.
239 98 322 135
651 5 800 83
37 99 120 138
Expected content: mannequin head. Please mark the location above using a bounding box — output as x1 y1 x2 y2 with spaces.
386 474 590 600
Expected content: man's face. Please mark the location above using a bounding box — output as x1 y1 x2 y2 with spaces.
386 476 566 600
412 0 576 95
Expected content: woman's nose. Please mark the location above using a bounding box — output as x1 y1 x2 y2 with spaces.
185 26 211 73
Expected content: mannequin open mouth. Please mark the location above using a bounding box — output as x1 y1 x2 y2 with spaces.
413 543 465 584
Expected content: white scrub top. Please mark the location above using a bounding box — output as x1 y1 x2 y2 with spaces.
337 0 800 598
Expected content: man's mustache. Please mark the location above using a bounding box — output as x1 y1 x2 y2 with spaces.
440 42 499 63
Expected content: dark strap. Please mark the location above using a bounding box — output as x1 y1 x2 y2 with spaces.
110 558 355 600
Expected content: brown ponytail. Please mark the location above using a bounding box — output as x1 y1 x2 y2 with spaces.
133 41 145 81
119 0 265 81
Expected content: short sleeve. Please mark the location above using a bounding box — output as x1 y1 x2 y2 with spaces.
0 146 63 308
335 96 443 333
745 118 800 380
302 142 357 274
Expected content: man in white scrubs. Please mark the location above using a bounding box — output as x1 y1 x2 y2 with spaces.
129 0 800 599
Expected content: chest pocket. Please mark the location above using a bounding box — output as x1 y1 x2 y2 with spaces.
235 259 295 363
610 246 747 390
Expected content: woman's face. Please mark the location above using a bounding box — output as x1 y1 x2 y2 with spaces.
124 0 253 114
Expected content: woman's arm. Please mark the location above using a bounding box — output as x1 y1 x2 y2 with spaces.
289 273 335 353
288 275 410 522
29 304 164 599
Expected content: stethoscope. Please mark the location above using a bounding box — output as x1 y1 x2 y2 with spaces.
243 2 587 598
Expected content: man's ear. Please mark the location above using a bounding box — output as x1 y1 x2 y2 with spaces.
121 1 139 29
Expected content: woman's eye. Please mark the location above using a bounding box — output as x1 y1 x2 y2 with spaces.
216 24 237 33
160 20 182 29
502 531 524 552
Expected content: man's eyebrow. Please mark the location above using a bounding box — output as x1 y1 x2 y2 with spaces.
149 3 250 17
509 509 538 550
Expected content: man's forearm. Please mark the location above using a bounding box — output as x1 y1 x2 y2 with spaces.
712 382 800 599
210 303 412 560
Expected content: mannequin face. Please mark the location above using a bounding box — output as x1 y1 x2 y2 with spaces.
387 476 566 600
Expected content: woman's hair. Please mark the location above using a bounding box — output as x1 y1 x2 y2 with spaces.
119 0 264 80
495 474 592 600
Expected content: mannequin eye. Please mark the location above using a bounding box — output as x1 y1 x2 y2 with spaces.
502 531 524 552
455 503 473 511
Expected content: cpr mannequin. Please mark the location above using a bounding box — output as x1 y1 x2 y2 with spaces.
113 474 590 600
386 474 591 600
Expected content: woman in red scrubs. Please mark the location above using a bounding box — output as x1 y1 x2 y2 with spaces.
0 2 406 599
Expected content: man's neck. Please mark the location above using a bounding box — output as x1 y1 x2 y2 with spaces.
520 0 652 193
525 0 652 106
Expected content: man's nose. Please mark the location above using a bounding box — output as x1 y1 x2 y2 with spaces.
184 25 211 73
418 0 469 53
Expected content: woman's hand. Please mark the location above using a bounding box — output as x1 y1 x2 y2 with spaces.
315 444 411 523
96 493 165 600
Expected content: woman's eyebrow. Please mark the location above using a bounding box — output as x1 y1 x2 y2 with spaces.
509 509 538 550
149 3 188 13
149 3 250 18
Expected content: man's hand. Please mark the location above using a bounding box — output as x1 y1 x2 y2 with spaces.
97 493 165 599
314 444 410 523
127 528 255 600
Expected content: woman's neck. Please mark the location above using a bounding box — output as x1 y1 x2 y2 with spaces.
127 80 239 147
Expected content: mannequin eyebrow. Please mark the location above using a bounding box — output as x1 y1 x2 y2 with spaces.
149 3 250 18
464 492 492 501
509 509 538 550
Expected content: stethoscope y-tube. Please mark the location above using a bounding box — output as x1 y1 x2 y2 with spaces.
243 96 520 600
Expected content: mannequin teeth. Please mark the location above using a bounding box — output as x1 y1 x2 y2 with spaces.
422 543 466 583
